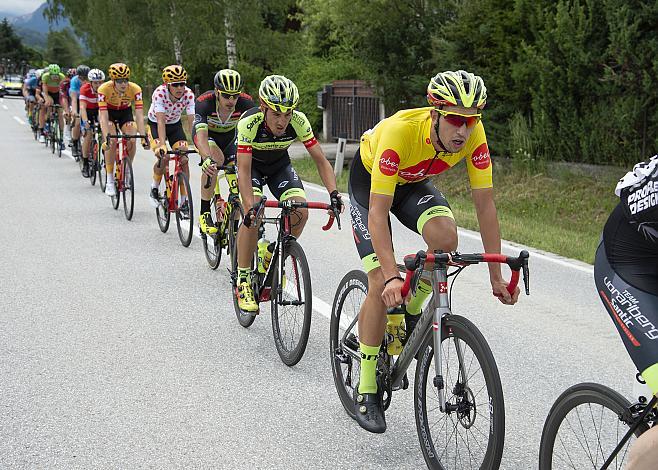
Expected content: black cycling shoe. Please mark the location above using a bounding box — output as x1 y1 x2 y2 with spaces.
81 159 90 178
354 385 387 433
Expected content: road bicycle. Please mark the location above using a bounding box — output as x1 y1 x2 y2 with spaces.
201 163 242 269
84 122 103 186
45 104 63 158
105 130 148 221
331 249 530 469
538 376 657 468
232 196 341 366
153 148 196 247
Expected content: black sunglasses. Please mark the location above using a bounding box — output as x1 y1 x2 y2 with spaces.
170 82 186 88
114 78 128 84
219 91 239 99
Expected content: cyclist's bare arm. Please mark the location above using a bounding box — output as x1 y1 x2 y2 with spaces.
155 112 167 149
183 114 193 140
307 143 339 194
99 109 110 141
472 187 519 304
134 107 146 136
237 151 255 210
79 99 88 123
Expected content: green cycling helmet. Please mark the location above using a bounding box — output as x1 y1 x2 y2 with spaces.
48 64 61 75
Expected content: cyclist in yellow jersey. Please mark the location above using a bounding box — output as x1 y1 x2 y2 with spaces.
98 62 149 197
350 70 520 433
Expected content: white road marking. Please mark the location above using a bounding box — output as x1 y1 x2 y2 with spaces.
13 116 25 125
302 179 594 273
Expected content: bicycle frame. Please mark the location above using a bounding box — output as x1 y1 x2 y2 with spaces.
339 250 529 410
106 130 148 191
250 198 340 303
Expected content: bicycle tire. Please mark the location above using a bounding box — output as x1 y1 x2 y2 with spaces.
57 122 63 159
111 162 121 210
50 117 56 155
89 140 98 186
98 145 107 193
122 157 134 220
231 214 256 328
270 240 313 366
202 194 222 269
538 382 649 470
156 176 170 233
175 172 193 247
414 314 505 470
330 269 368 419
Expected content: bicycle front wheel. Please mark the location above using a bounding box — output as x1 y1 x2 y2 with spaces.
271 240 312 366
99 147 107 193
330 270 368 419
175 172 193 247
230 214 256 328
538 382 649 470
202 194 222 269
89 139 98 186
122 157 134 220
50 119 56 155
156 176 170 233
414 314 505 470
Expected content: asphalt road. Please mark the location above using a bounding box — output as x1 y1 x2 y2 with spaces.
0 96 638 469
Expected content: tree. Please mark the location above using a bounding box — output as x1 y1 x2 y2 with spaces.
0 18 39 71
46 28 83 67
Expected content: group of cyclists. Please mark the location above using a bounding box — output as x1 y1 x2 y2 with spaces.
16 59 658 468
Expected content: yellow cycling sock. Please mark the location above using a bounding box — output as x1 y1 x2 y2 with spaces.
358 343 380 394
406 280 432 315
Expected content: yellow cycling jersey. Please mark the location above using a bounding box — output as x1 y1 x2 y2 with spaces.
360 107 493 196
97 81 143 111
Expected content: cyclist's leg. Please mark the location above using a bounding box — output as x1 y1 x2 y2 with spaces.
82 109 97 160
627 428 658 469
394 181 457 319
347 150 389 432
266 162 308 238
198 136 224 234
168 122 189 199
235 168 264 311
117 109 137 161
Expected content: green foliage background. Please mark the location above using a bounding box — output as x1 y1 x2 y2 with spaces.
28 0 658 166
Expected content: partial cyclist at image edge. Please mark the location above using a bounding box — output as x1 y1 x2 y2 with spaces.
348 70 520 434
147 64 195 218
594 155 658 470
234 74 343 313
193 68 255 236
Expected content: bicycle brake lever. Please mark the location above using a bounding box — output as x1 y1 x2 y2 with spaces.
522 261 530 295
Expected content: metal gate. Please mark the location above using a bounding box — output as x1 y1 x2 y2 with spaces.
325 80 382 141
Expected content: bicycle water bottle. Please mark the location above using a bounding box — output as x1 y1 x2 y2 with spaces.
386 307 405 355
257 238 270 273
263 243 275 272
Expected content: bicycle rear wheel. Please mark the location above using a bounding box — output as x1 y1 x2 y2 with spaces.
231 215 257 328
271 240 312 366
538 382 649 470
175 172 193 247
330 270 368 419
155 176 170 233
111 163 121 210
122 157 134 220
50 118 56 155
57 121 63 158
414 314 505 470
202 194 222 269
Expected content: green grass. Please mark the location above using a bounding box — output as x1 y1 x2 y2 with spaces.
294 156 623 264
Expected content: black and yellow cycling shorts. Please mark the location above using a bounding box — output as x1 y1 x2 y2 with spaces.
348 149 454 272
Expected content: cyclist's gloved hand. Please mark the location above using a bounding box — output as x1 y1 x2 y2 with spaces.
329 190 344 214
200 157 217 176
141 137 150 150
153 143 167 158
243 207 257 228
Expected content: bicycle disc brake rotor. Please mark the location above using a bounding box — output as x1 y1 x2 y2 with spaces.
450 382 476 429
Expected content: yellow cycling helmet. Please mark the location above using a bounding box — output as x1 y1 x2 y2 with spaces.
214 69 242 93
259 75 299 112
162 65 187 84
427 70 487 109
108 63 131 80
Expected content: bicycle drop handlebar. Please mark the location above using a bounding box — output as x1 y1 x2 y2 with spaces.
251 196 341 231
400 250 530 298
200 161 237 189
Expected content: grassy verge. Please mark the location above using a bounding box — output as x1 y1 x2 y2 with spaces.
293 157 623 264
